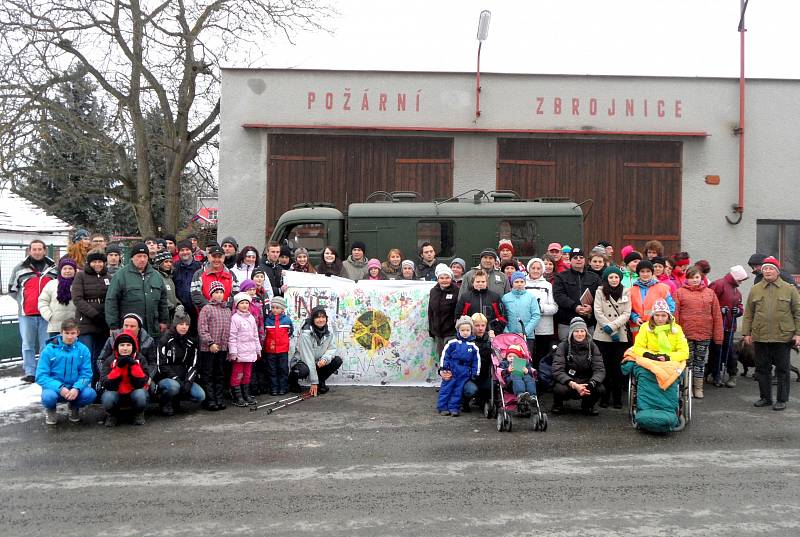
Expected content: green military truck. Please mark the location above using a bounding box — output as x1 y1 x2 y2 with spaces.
269 191 585 266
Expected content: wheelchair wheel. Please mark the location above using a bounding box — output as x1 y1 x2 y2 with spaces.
496 412 505 432
627 374 637 426
684 372 693 423
505 413 513 432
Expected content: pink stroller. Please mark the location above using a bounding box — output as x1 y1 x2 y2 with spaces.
484 332 548 432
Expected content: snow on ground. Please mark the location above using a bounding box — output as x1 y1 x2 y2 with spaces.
0 294 18 317
0 377 41 426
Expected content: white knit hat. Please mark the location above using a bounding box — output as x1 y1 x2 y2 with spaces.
730 265 749 282
434 263 453 279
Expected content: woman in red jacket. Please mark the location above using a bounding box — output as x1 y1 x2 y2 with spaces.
674 267 723 399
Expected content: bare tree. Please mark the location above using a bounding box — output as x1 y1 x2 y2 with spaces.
0 0 331 235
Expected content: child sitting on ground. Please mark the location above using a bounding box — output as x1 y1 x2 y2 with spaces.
436 316 480 417
499 343 537 410
102 330 150 427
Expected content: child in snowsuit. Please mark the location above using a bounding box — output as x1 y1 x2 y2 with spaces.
197 281 231 411
264 296 294 395
499 343 537 407
228 292 261 407
101 330 150 427
436 316 480 417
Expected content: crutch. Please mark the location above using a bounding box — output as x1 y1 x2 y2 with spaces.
249 392 312 413
0 382 28 393
714 312 736 386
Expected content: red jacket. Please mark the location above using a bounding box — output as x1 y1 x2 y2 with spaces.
674 284 723 344
8 256 57 316
264 312 294 354
709 273 744 328
103 332 149 395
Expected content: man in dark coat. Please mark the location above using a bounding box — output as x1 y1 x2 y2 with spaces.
105 242 169 337
259 241 286 297
553 248 601 341
428 264 459 358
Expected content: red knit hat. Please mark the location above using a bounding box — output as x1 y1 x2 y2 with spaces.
506 344 526 358
761 256 781 270
498 239 515 254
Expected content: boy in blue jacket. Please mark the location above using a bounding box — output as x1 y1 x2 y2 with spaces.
36 318 96 425
437 316 480 416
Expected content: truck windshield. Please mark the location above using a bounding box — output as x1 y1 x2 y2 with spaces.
282 222 326 252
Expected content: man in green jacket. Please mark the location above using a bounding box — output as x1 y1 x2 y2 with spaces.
742 256 800 411
105 242 169 337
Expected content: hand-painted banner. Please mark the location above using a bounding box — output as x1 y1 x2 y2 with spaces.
282 272 438 386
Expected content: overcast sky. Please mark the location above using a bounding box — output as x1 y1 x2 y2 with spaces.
237 0 799 79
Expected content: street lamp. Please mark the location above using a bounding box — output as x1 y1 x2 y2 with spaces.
475 10 491 118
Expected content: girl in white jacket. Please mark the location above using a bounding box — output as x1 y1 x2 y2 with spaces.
525 258 559 368
38 258 77 335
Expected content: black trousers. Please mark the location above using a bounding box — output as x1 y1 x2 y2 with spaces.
290 356 343 386
199 350 227 403
754 342 792 403
553 381 605 408
533 334 555 370
595 340 627 405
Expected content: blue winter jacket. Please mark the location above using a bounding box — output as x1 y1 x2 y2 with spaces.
502 289 541 338
173 258 201 308
35 335 93 393
439 335 480 378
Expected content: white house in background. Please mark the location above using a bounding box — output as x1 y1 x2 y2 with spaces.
0 188 72 296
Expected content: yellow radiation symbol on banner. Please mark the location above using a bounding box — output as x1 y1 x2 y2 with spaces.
352 310 392 351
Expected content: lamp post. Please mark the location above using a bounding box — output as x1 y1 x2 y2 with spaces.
475 10 491 118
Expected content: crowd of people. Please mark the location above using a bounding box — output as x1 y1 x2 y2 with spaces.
7 230 800 428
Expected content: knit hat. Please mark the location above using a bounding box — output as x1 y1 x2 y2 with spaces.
86 250 107 264
106 244 123 256
547 242 562 252
651 299 671 315
239 279 256 292
730 265 749 282
623 251 643 265
562 245 572 253
471 312 488 324
479 248 498 260
177 239 192 251
636 260 654 274
620 245 635 260
163 233 176 244
694 259 711 274
450 258 466 271
500 260 518 273
367 258 382 270
172 305 190 327
220 236 239 250
209 281 225 296
233 292 251 307
252 267 266 278
597 240 612 248
455 315 474 332
270 296 287 310
129 242 148 257
526 257 544 273
589 246 607 258
294 247 309 257
153 250 172 267
498 239 515 254
351 241 367 253
121 312 143 329
651 256 667 267
748 253 768 267
569 247 585 259
58 257 77 271
761 256 781 270
434 263 453 279
510 270 527 283
72 229 89 242
506 344 526 358
401 259 415 269
602 265 623 281
568 316 588 338
155 238 167 249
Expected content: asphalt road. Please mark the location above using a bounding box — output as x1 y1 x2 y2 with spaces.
1 366 799 537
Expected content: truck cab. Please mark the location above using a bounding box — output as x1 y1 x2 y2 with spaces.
270 191 584 266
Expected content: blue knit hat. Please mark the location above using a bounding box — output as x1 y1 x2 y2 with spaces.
510 271 527 283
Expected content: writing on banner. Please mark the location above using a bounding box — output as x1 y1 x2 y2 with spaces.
282 273 438 387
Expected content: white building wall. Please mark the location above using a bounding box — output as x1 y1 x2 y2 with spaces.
219 69 800 285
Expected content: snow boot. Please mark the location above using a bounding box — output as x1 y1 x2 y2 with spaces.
725 375 737 388
68 405 81 423
693 381 704 399
231 386 248 407
104 413 117 427
242 385 256 405
133 411 146 425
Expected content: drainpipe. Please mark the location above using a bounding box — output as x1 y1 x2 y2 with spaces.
727 0 748 225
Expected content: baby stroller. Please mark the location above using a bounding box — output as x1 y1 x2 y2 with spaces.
483 332 548 433
625 352 692 433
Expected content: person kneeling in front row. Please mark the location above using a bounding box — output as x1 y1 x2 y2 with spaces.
35 318 96 425
154 306 205 416
289 306 342 396
101 330 150 427
551 317 606 416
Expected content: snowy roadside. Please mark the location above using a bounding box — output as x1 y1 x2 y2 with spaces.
0 376 41 426
0 294 18 318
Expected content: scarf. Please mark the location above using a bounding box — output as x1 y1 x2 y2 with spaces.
316 259 343 276
653 324 674 354
56 274 75 305
291 262 312 273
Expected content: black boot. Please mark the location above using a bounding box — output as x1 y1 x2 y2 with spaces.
232 386 248 407
242 384 256 405
215 383 227 410
160 398 174 417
